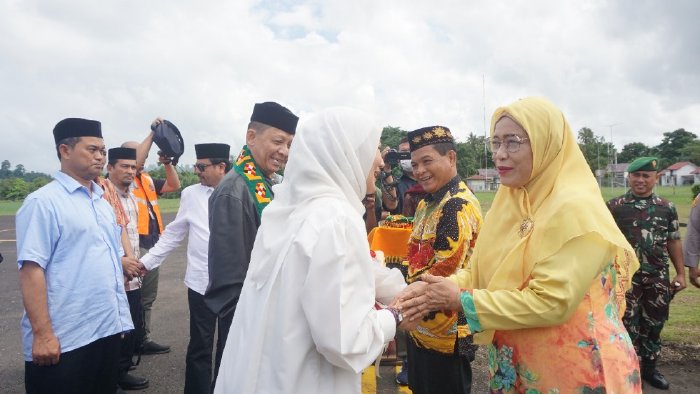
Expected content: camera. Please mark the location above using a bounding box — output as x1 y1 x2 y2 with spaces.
385 149 411 164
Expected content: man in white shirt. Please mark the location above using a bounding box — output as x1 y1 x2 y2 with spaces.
138 143 231 394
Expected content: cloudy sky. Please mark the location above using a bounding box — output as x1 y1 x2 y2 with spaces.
1 0 698 174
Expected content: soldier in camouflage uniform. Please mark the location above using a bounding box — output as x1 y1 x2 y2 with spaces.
607 156 686 391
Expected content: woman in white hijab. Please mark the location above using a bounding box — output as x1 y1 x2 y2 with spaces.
214 107 407 394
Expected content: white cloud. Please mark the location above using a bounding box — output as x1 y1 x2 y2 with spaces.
1 0 698 174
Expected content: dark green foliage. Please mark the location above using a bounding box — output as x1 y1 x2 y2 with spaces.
618 142 651 164
577 127 614 173
145 164 200 199
692 184 700 200
0 160 52 200
654 129 697 168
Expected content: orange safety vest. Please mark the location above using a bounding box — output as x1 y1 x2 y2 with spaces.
132 172 164 236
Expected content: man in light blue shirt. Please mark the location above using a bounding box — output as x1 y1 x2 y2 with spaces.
16 118 135 393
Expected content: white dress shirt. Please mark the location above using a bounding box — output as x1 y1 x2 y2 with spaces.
140 183 213 295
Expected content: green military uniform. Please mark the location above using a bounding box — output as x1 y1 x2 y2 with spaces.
607 157 680 366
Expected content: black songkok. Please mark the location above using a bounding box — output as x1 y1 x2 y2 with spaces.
250 102 299 135
108 147 136 162
407 126 455 152
195 143 231 159
53 118 102 144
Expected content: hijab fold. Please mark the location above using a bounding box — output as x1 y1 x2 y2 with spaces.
470 97 638 343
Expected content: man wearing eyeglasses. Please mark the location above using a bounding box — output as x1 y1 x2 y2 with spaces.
138 143 230 393
206 102 298 390
402 126 483 394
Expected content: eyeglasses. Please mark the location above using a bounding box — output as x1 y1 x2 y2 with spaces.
487 135 530 153
194 163 214 172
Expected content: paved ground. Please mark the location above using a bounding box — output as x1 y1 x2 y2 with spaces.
1 212 697 393
2 213 481 393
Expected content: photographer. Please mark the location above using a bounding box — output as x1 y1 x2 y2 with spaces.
382 137 417 215
380 137 417 387
364 148 398 232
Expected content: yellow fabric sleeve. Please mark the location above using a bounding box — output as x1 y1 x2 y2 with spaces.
472 233 615 330
448 266 473 287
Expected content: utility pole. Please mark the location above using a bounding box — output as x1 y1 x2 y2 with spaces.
597 142 601 187
482 74 488 190
605 123 619 191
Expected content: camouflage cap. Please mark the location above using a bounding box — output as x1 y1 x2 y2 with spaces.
627 156 659 172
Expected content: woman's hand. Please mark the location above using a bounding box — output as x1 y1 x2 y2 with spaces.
396 274 463 321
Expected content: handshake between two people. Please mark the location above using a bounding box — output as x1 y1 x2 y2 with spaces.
390 274 464 331
121 256 149 281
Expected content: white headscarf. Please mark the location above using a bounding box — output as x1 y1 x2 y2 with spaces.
246 107 381 288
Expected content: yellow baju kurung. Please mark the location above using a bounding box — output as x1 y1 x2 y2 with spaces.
447 97 642 393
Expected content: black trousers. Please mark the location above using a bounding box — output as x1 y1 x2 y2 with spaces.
185 288 217 394
210 309 234 393
407 338 472 394
25 333 121 394
119 289 144 376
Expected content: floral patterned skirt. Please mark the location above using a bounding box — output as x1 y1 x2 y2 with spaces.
486 270 642 393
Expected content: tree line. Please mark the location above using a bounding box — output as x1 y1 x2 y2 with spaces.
577 127 698 173
0 159 198 201
2 126 696 201
0 160 52 200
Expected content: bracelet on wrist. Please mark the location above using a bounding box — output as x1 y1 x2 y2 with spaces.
386 307 403 328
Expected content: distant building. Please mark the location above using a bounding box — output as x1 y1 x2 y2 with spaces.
466 168 499 191
605 163 629 188
659 161 698 186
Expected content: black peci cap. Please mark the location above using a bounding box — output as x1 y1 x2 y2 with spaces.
53 118 102 144
108 147 136 162
250 102 299 134
195 143 230 159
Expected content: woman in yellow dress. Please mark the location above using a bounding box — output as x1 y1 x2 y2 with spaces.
398 97 642 393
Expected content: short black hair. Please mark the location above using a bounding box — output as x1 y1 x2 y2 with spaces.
247 121 272 134
55 136 81 161
399 137 409 145
210 158 232 173
432 142 456 156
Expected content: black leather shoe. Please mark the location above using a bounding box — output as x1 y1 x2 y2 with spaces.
141 340 171 355
642 368 670 390
118 373 149 390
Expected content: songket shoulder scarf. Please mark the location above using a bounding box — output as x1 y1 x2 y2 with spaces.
233 145 273 218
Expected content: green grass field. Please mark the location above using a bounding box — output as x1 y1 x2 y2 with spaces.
2 185 699 344
157 198 181 214
0 198 181 216
0 200 22 216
